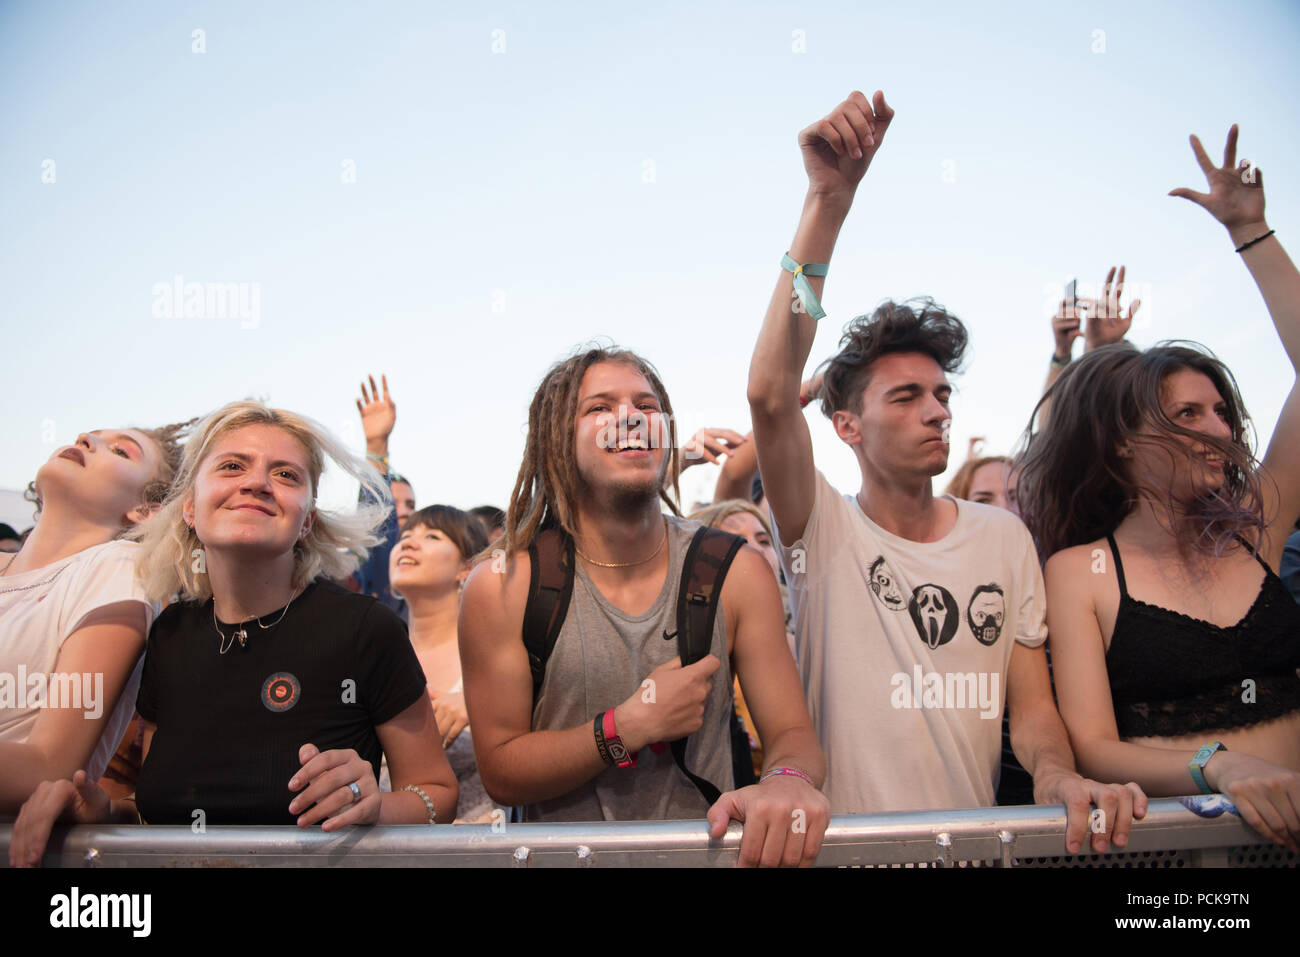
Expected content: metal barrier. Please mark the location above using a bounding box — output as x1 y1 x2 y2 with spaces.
3 798 1294 867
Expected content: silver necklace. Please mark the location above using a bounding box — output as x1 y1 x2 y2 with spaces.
214 586 300 655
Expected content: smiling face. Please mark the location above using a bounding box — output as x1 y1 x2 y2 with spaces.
389 521 468 594
36 428 164 528
836 352 952 481
184 423 315 559
1128 368 1234 500
573 361 671 506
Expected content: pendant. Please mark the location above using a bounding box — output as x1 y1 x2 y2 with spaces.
235 627 248 647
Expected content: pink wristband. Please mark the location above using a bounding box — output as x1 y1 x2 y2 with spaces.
602 708 637 769
760 766 813 785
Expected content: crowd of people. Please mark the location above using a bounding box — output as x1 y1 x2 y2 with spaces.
4 89 1299 868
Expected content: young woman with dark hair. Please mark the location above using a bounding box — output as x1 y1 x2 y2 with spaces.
388 505 498 822
1018 125 1300 850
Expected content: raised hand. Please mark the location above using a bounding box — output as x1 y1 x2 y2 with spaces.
681 428 748 469
356 373 397 456
799 90 894 199
1084 266 1141 351
1169 125 1267 235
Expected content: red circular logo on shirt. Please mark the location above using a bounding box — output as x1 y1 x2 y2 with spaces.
261 672 300 712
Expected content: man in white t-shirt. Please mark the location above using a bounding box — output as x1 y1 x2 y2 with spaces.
747 89 1147 854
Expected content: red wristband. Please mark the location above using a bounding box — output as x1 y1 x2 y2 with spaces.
602 708 637 769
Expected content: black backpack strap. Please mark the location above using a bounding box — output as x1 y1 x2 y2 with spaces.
523 528 575 704
670 526 745 806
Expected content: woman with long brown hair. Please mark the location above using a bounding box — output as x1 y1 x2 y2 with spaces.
1017 125 1300 850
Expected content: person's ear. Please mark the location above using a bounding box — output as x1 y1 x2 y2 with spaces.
300 509 316 539
832 409 862 447
181 498 195 530
124 502 162 527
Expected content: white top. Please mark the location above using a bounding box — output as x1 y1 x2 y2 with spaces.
774 470 1047 814
0 540 155 782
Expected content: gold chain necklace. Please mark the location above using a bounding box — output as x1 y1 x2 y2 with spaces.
574 518 667 568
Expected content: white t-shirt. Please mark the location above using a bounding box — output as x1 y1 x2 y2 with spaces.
0 540 155 782
774 471 1046 814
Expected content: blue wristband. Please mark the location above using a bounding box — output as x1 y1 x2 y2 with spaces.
1188 741 1227 794
781 253 830 321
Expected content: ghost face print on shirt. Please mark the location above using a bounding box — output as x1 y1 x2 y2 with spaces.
908 584 960 649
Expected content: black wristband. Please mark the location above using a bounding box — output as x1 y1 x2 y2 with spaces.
593 713 613 765
1235 229 1275 254
1050 351 1071 368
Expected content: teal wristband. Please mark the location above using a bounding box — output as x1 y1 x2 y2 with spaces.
1188 741 1227 794
781 253 830 321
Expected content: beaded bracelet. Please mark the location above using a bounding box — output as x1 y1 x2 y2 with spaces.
760 766 814 786
402 784 437 824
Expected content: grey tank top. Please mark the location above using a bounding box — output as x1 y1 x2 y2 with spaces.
522 516 735 822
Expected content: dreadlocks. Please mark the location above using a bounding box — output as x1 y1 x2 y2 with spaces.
500 346 681 559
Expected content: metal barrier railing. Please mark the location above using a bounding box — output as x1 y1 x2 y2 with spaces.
3 798 1294 867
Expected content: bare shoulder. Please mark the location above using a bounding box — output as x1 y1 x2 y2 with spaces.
1044 541 1105 586
461 549 531 638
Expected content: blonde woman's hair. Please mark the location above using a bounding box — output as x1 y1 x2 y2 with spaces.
687 499 774 541
130 401 390 603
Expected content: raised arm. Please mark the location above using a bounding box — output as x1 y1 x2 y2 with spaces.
1038 268 1139 429
747 90 893 544
1170 125 1300 565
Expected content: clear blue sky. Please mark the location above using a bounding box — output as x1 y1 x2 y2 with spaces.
3 0 1298 520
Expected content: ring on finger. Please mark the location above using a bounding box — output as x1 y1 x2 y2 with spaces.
347 781 362 803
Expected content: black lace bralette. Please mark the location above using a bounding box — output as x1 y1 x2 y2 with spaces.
1104 533 1300 739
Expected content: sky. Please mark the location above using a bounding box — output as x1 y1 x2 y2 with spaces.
3 0 1298 526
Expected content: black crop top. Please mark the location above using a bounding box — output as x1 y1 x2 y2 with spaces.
1104 534 1300 738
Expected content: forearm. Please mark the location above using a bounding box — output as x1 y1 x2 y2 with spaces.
0 743 81 813
479 723 611 808
1012 703 1082 789
378 780 458 824
713 437 759 503
1228 222 1300 370
1073 738 1210 797
747 190 854 414
758 725 826 788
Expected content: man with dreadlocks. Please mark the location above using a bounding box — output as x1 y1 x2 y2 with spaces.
459 347 829 867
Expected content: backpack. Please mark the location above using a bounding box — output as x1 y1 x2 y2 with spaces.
523 523 748 805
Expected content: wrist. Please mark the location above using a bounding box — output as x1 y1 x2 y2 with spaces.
1226 220 1270 249
1198 745 1232 792
365 439 390 457
803 186 855 215
611 701 649 754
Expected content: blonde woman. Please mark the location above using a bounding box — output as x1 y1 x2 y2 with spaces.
10 402 456 865
2 422 189 816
